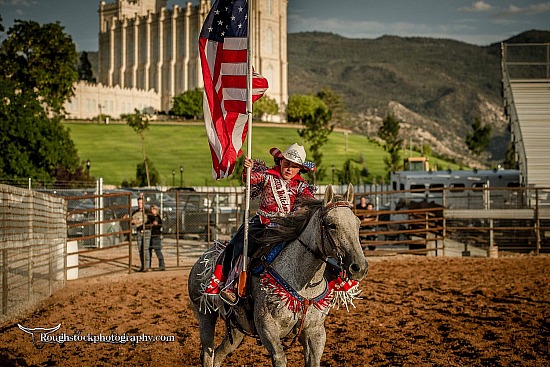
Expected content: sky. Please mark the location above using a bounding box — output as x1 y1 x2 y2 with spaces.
0 0 548 51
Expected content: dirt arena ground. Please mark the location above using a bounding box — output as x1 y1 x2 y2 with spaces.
1 255 549 367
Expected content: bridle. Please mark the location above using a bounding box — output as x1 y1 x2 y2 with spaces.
296 201 353 274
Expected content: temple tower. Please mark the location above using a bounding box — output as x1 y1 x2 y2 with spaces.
98 0 288 115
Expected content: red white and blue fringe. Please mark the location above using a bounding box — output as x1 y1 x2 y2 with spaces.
197 241 363 315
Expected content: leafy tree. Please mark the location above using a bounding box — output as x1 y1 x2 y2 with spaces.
503 142 517 169
465 117 492 156
0 20 85 183
383 144 402 180
135 158 160 187
229 154 246 185
253 95 279 120
0 20 78 115
340 160 358 184
317 87 346 124
123 109 151 186
378 114 402 147
297 98 333 182
378 114 403 180
421 143 432 157
287 94 329 123
171 88 203 119
77 51 96 83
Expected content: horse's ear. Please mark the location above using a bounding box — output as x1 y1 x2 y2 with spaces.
324 185 334 206
344 183 354 204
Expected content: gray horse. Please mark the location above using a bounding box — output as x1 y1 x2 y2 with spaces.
188 184 369 367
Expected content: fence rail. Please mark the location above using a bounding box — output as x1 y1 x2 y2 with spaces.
2 184 549 321
355 186 550 255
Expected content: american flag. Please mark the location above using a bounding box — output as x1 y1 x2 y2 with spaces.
199 0 268 180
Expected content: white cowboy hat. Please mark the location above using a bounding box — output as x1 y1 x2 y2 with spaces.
269 143 316 172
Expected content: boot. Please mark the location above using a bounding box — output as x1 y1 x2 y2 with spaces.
204 264 226 295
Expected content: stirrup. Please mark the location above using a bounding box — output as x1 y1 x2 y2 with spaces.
220 283 239 306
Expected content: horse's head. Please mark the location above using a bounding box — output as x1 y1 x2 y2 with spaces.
321 184 369 281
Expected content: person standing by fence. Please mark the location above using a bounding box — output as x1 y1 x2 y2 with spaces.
148 205 165 271
131 196 150 272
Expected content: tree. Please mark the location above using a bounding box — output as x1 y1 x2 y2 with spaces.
336 157 370 185
123 109 151 187
0 20 78 115
503 142 517 169
378 114 403 180
287 94 329 124
135 158 160 187
317 87 346 124
383 144 402 179
378 114 401 147
253 95 279 121
466 117 492 156
0 20 85 183
296 97 333 182
77 52 96 83
171 88 203 119
228 154 246 185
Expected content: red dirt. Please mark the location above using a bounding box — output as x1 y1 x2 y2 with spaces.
1 255 549 366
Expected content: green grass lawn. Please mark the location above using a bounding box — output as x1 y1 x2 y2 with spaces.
64 121 462 187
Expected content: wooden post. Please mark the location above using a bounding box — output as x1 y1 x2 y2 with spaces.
535 189 540 255
442 189 446 257
2 249 7 315
176 192 180 268
424 212 429 251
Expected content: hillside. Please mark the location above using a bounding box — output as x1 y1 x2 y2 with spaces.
63 122 461 186
287 30 550 167
85 30 550 168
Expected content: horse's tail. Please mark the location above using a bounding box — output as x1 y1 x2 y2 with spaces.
188 240 229 314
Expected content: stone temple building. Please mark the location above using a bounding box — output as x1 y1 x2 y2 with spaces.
66 0 288 120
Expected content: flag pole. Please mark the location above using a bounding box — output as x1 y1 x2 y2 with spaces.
238 0 253 298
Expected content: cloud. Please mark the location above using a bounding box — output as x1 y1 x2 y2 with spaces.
458 1 494 13
499 2 550 16
0 0 37 6
287 14 493 44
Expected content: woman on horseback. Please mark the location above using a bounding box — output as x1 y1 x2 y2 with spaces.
205 143 316 302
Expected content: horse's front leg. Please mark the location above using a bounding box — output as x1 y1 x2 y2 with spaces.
258 331 287 366
255 316 288 367
299 324 326 367
213 327 245 367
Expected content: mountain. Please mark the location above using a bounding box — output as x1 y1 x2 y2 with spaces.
287 30 550 167
84 30 549 167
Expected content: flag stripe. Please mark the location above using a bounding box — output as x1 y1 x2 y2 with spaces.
199 0 268 179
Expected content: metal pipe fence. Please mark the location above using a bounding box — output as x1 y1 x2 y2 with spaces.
0 184 66 321
354 186 550 255
2 182 549 322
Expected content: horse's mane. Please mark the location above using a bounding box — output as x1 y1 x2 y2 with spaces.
261 195 347 245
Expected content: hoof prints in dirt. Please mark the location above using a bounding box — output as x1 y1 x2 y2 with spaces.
1 256 549 366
